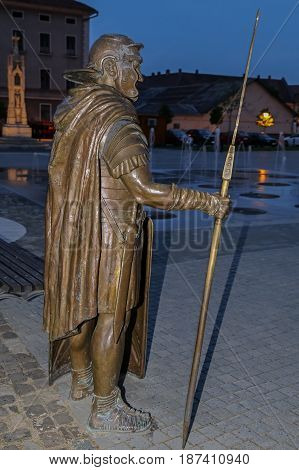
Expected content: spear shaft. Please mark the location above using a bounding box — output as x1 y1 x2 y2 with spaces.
182 10 260 449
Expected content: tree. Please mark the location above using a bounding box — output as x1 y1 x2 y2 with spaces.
159 104 173 124
209 106 223 126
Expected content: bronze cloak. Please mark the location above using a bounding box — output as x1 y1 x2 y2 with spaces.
43 84 152 382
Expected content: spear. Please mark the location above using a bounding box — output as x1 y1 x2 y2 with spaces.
182 9 261 448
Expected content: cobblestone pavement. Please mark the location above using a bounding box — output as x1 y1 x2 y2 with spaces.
1 236 299 450
1 149 299 449
0 309 100 450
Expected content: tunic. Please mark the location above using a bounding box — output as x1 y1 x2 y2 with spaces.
98 119 149 314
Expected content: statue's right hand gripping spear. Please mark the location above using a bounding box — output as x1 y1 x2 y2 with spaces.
182 9 261 449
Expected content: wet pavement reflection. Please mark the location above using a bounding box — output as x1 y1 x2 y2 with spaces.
0 149 298 229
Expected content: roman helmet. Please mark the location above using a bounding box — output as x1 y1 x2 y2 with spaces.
64 34 143 86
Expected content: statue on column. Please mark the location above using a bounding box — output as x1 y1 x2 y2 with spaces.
43 34 230 433
2 35 32 137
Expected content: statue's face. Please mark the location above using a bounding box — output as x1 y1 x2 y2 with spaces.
115 50 143 101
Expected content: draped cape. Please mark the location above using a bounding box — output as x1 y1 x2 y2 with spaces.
43 84 138 341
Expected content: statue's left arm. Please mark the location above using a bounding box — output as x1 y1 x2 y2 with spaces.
102 121 229 218
121 165 229 218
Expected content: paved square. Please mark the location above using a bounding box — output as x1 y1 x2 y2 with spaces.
0 148 299 449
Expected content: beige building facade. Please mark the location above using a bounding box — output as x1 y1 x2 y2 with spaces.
0 0 97 128
138 71 297 137
169 81 295 134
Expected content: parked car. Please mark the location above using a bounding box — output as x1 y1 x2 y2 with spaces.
30 120 55 139
166 129 190 146
246 132 277 148
284 134 299 147
186 129 215 146
220 131 250 148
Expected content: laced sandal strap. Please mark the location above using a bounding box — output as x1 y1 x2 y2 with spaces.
71 363 93 387
93 387 119 413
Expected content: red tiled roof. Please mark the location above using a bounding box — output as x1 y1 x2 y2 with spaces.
137 72 296 116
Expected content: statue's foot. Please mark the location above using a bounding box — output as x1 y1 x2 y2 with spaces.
88 387 152 433
70 363 93 400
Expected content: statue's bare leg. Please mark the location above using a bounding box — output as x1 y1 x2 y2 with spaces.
91 312 127 396
69 318 97 400
89 311 152 433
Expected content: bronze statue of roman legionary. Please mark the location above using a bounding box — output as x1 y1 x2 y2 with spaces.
43 34 230 433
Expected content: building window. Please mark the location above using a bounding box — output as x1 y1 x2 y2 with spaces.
12 11 24 18
12 30 24 52
66 35 76 56
40 33 51 54
40 69 50 89
66 17 76 24
40 103 52 121
173 123 180 129
39 14 51 22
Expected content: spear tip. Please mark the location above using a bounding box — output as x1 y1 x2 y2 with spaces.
256 8 261 21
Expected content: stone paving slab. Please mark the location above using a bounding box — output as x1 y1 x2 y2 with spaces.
0 311 99 450
1 240 299 449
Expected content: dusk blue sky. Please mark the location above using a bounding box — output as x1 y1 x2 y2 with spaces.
86 0 299 84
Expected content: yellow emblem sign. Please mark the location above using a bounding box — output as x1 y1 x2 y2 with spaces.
256 109 275 127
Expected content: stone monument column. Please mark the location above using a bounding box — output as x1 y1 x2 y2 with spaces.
2 36 32 138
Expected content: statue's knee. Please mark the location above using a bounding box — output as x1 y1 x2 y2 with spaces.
70 331 86 351
96 312 114 329
70 318 96 351
92 312 114 345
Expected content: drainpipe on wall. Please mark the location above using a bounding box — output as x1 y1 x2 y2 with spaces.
82 11 99 66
